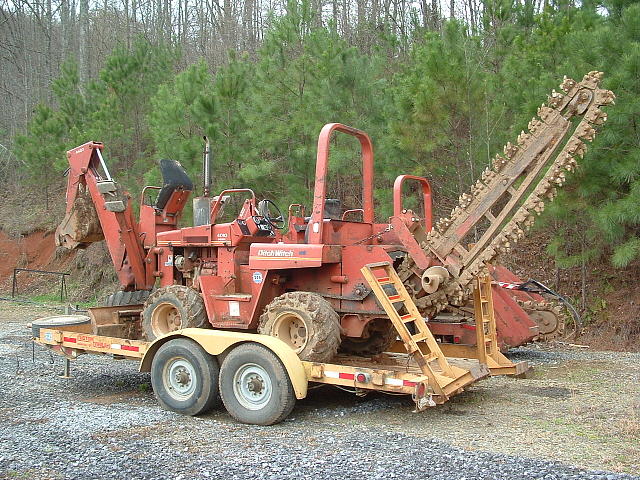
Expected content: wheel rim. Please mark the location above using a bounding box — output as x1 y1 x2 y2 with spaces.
164 357 197 401
232 363 272 410
152 302 182 336
272 311 308 353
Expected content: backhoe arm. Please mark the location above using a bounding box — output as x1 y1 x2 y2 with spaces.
56 142 148 291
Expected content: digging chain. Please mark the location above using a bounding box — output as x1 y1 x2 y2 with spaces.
400 72 615 318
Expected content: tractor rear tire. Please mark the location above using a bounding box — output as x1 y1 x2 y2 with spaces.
104 290 151 307
258 292 341 362
142 286 208 341
339 318 398 356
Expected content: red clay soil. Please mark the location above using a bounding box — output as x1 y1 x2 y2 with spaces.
0 230 61 293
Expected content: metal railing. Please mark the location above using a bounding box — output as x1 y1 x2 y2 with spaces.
11 268 70 302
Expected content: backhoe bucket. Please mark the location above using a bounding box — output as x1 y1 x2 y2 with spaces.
55 188 103 249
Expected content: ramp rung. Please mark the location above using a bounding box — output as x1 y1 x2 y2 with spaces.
411 332 430 342
400 314 416 323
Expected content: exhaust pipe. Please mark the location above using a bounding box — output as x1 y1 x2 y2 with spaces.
194 137 212 227
203 136 211 197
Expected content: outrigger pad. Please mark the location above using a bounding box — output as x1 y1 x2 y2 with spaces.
155 159 194 210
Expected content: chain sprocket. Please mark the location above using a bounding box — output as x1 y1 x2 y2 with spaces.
517 299 567 341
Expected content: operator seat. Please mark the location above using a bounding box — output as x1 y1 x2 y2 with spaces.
155 159 194 210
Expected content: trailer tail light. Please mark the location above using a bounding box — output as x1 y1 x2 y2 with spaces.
454 336 461 344
355 372 371 383
416 382 426 397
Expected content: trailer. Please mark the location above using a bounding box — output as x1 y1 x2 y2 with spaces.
32 264 527 425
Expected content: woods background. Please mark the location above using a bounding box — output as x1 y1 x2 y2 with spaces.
0 0 639 318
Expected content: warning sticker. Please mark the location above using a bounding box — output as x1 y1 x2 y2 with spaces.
229 301 240 317
252 272 263 284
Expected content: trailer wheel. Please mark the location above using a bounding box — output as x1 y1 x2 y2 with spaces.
142 286 208 340
219 343 295 425
258 292 340 362
339 318 398 356
151 338 221 416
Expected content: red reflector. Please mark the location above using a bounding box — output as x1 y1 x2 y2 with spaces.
63 337 77 343
121 345 140 352
403 380 416 387
453 336 461 344
339 372 355 380
355 373 367 383
417 383 426 397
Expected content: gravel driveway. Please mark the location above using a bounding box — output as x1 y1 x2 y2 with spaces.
1 302 639 480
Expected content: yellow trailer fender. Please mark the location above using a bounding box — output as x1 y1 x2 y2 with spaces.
139 328 308 399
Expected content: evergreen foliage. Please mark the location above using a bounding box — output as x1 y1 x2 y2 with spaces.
12 0 640 270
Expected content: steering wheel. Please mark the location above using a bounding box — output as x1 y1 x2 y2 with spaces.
257 199 285 229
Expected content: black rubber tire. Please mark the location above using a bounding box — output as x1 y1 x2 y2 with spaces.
219 343 295 425
151 338 221 416
104 290 151 307
142 285 208 341
258 291 341 362
339 318 398 356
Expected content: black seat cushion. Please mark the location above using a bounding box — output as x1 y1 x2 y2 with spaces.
155 159 194 210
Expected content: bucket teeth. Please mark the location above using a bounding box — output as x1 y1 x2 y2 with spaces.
560 76 577 93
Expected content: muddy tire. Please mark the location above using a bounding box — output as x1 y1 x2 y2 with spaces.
142 286 208 341
339 318 398 356
104 290 151 307
258 292 341 362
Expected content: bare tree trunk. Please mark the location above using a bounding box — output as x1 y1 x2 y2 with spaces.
79 0 89 86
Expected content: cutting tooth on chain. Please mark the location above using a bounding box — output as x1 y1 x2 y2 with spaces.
528 118 544 136
537 105 555 122
560 76 577 93
575 122 597 142
517 130 533 147
481 168 496 183
504 142 518 159
548 89 564 108
585 107 607 125
492 154 509 172
595 89 616 105
458 192 473 209
582 71 604 89
565 137 587 158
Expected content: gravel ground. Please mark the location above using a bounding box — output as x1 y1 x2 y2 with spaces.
1 301 639 480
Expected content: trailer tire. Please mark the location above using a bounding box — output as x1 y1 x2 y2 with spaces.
339 318 398 356
258 292 340 362
142 286 208 341
219 343 295 425
151 338 221 416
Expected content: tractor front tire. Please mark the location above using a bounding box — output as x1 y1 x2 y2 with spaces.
258 292 341 362
142 286 208 341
